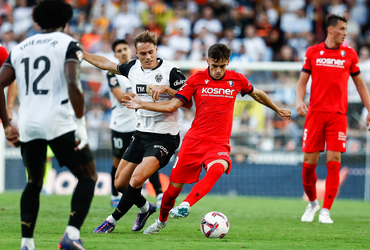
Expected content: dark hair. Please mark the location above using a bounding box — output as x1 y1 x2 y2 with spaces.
326 14 347 29
32 0 73 30
134 30 157 49
112 39 128 52
208 44 232 62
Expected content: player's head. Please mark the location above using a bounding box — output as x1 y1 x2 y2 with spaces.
32 0 73 31
206 43 231 80
326 14 347 45
134 30 158 69
112 39 132 64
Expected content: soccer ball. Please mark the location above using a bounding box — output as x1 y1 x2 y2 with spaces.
200 211 230 238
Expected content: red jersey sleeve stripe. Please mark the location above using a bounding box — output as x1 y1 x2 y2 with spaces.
302 68 311 74
174 93 188 104
241 85 254 97
351 70 361 77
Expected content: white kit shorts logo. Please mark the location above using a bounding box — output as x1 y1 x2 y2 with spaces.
154 145 169 155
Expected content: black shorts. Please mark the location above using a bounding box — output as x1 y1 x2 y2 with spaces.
111 130 134 158
123 131 180 169
21 131 94 169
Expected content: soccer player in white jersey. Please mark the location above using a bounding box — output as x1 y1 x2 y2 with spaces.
0 1 97 249
84 30 189 233
106 39 164 208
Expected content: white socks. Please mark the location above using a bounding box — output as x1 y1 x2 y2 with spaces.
107 215 118 225
21 238 35 250
139 201 150 213
66 225 80 240
309 199 319 207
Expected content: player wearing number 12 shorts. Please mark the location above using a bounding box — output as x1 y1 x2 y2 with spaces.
123 43 291 234
296 14 370 224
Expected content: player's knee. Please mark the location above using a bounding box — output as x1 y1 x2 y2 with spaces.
115 180 128 192
130 174 146 188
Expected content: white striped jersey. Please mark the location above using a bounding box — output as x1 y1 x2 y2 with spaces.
107 72 137 132
117 58 186 135
4 31 83 142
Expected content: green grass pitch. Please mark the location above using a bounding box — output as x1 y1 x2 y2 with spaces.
1 192 369 249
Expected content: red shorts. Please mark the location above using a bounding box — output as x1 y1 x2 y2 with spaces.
302 111 347 153
169 137 232 184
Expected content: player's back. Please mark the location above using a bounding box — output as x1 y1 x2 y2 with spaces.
9 32 78 142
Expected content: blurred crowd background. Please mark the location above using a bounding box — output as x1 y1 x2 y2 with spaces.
3 0 370 161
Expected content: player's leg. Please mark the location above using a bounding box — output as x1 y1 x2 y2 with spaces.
110 157 121 208
301 111 324 222
149 170 164 208
20 140 48 250
171 160 228 219
319 113 347 223
48 132 97 249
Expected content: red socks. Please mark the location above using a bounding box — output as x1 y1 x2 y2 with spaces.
184 163 225 207
302 162 317 201
159 184 182 222
323 161 340 210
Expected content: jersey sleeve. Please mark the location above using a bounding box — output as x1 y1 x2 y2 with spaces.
239 73 254 97
3 51 12 68
350 48 361 77
174 75 195 104
117 60 136 77
302 46 312 74
65 41 83 63
107 72 119 89
169 67 186 90
0 45 9 67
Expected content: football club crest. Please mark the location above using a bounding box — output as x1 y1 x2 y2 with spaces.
155 73 163 83
320 51 324 55
340 50 346 57
228 81 234 87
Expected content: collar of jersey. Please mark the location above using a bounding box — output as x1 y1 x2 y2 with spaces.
141 58 163 72
208 67 226 81
323 42 340 50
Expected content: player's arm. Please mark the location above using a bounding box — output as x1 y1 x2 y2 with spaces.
352 74 370 130
123 93 184 112
107 72 135 101
295 71 310 117
6 80 17 121
149 67 186 101
248 87 291 119
83 51 120 75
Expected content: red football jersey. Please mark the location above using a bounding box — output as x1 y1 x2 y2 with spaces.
175 68 253 144
0 44 8 67
302 42 360 115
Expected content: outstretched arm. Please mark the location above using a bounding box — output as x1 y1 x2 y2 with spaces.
353 74 370 130
248 87 291 119
122 94 184 112
84 51 120 74
295 71 310 117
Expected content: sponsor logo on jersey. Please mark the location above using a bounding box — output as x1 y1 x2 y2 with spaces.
205 79 209 84
316 58 345 68
338 131 346 141
109 76 117 85
155 73 163 83
173 79 185 86
154 145 169 155
76 50 83 61
340 50 346 57
228 81 234 87
136 84 147 94
320 50 324 55
201 87 235 98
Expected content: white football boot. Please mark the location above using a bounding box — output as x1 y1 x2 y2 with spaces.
301 200 320 222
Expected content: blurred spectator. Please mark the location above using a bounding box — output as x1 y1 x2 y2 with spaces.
223 5 244 38
86 105 105 151
157 34 175 60
190 27 217 60
263 0 278 27
81 24 104 52
143 11 164 38
0 22 17 51
274 45 298 62
69 11 93 37
0 0 12 26
193 5 222 37
141 0 173 33
343 10 360 45
242 24 266 62
12 0 32 39
359 46 370 84
255 11 279 55
91 0 117 21
306 0 329 43
235 0 256 26
111 0 141 39
219 27 242 54
347 0 368 28
328 0 347 16
168 27 192 60
209 0 228 22
165 4 191 37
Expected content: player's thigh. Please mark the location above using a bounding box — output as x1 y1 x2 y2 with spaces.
48 131 96 180
325 113 347 153
111 130 134 159
302 111 326 153
144 133 180 169
203 143 232 174
122 131 146 164
21 139 48 185
170 137 205 184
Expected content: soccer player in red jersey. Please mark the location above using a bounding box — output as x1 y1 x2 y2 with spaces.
296 14 370 223
123 43 291 234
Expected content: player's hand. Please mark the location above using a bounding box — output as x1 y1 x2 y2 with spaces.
366 112 370 131
75 116 88 150
122 94 143 109
278 108 292 120
296 100 308 117
4 125 20 147
147 85 167 102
